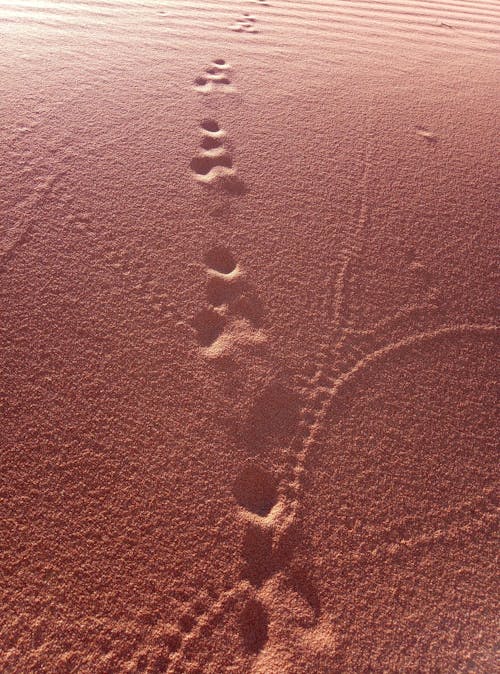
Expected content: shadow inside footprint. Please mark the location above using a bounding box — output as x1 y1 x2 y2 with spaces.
233 463 277 516
241 521 275 586
286 565 321 624
231 291 264 327
243 382 302 453
201 119 220 133
190 154 233 176
192 308 225 347
239 598 268 654
200 136 224 151
205 246 237 274
207 276 242 306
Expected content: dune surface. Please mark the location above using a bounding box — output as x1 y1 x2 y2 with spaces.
0 1 499 672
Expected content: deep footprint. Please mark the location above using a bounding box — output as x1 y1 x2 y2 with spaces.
205 246 237 274
243 382 302 452
233 463 277 516
206 276 242 306
192 308 225 347
239 598 269 654
241 521 275 586
200 136 224 151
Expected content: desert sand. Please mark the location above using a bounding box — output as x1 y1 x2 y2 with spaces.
0 0 499 672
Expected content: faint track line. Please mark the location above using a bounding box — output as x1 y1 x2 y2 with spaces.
167 582 251 673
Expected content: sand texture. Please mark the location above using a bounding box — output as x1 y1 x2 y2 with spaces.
0 0 499 672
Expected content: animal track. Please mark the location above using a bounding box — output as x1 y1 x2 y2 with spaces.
241 381 302 454
191 308 225 348
200 119 222 134
230 13 258 33
179 13 498 674
239 598 269 654
192 247 265 356
233 463 278 517
204 245 237 274
190 120 236 184
193 59 233 93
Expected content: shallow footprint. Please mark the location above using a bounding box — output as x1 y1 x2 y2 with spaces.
193 59 233 93
230 15 258 33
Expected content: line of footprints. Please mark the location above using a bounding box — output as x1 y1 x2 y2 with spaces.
231 0 270 32
190 118 236 185
192 246 265 357
193 58 232 94
230 13 258 33
190 1 270 186
185 0 328 670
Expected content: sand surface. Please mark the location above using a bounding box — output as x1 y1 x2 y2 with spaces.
1 1 499 672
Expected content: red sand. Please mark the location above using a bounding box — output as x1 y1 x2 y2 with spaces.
0 1 498 672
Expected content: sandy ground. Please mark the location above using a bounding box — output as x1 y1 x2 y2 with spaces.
0 1 499 672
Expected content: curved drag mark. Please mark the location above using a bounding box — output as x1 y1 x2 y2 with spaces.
286 323 499 522
337 502 497 571
321 323 498 403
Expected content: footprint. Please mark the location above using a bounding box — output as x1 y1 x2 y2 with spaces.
242 382 302 453
200 136 224 151
206 275 242 307
192 307 226 347
193 247 266 356
190 154 233 177
204 246 242 304
241 520 275 587
200 119 224 135
193 59 233 93
230 14 258 33
233 463 278 517
205 245 237 275
239 597 269 654
190 121 235 184
205 247 263 326
231 292 264 328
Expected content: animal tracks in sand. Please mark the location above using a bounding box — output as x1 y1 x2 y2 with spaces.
230 13 258 33
233 462 278 518
239 597 269 654
193 59 234 93
190 120 235 184
192 246 265 357
180 10 497 673
186 261 497 671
